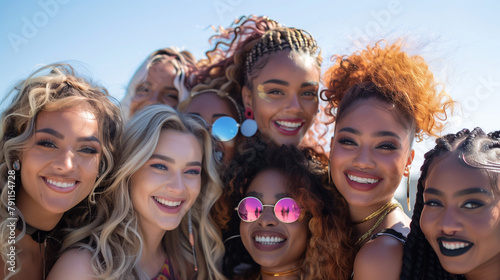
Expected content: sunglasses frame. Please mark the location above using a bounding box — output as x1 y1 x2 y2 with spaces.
235 196 302 224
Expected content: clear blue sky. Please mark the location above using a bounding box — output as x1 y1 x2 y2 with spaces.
1 0 499 181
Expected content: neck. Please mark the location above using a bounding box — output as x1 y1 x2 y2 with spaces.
17 187 62 231
261 265 300 280
138 217 167 268
349 199 394 235
464 253 500 280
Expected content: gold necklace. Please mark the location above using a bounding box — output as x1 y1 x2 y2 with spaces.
261 267 300 277
353 199 398 224
355 200 402 247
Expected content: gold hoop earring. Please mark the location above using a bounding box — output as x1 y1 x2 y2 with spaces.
328 161 332 187
406 169 411 211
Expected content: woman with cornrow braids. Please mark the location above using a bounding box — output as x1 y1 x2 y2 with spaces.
401 127 500 280
193 15 326 150
321 40 454 279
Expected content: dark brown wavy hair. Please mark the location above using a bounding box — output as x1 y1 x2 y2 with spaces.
213 144 354 279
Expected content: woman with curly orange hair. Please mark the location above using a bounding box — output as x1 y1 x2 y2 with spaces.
321 40 454 279
193 15 325 150
213 144 353 280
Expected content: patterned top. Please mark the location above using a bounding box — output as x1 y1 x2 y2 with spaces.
151 258 173 280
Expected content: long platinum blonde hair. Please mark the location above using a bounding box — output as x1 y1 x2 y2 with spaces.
0 63 122 279
70 104 226 280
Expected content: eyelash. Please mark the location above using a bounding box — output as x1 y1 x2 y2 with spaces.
337 137 356 146
376 142 397 150
37 139 57 148
185 169 201 175
462 200 484 209
267 88 284 95
423 200 442 207
151 163 167 170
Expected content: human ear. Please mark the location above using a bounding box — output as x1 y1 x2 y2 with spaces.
242 85 253 111
403 149 415 177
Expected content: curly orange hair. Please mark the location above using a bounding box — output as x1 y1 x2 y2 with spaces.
321 40 454 141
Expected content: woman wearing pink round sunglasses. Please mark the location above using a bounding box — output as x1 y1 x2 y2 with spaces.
214 145 352 279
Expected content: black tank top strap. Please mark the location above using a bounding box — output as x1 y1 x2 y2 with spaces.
370 228 406 243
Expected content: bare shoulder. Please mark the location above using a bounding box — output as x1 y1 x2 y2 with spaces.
352 235 404 280
48 248 96 280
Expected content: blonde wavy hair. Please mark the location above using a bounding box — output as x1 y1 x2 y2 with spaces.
321 40 455 141
122 47 198 117
68 105 226 280
0 63 122 279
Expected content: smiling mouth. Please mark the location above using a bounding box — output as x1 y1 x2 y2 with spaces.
274 120 303 131
437 237 473 257
44 177 77 188
347 174 380 184
254 235 286 245
153 196 182 207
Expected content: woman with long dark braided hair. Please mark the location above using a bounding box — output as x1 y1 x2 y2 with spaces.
401 127 500 280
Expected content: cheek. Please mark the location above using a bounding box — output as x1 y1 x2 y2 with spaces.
419 208 437 239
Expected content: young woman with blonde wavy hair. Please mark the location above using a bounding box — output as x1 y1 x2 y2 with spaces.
321 40 455 279
48 105 226 280
0 63 122 280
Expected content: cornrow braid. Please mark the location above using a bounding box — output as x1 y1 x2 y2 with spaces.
244 27 319 80
402 127 500 279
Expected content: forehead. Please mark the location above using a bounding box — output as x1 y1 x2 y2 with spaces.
247 169 287 195
335 99 411 141
185 93 236 118
425 154 493 193
252 51 319 80
37 105 98 129
148 61 177 79
155 130 202 160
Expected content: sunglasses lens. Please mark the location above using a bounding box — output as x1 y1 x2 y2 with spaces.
212 116 238 142
274 198 301 223
237 197 263 222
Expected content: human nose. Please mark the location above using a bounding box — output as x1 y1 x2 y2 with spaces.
352 146 375 169
257 206 279 227
439 206 462 235
53 149 75 172
165 171 184 195
147 90 161 104
284 93 302 112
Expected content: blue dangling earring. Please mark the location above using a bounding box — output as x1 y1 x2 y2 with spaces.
241 107 257 137
13 160 20 171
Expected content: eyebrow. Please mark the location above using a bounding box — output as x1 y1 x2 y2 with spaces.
262 79 288 86
338 127 401 140
246 191 263 199
36 128 63 139
300 81 318 87
275 192 291 200
37 128 100 143
424 187 493 197
150 154 202 167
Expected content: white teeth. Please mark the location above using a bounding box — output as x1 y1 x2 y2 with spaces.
46 178 76 188
255 235 285 245
154 197 182 207
347 174 379 184
275 121 302 130
442 241 470 250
